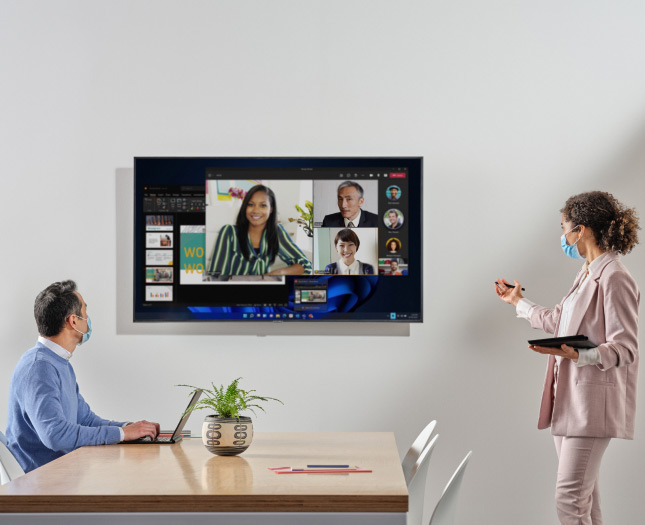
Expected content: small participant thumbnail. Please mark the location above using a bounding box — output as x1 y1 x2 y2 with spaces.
378 257 408 276
385 237 401 254
386 185 401 201
383 209 404 230
314 227 378 275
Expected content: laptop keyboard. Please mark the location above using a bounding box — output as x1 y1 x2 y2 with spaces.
128 435 172 443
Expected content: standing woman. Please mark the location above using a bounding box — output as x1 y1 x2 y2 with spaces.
208 185 312 277
495 191 640 525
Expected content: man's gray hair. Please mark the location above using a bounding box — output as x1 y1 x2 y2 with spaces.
34 280 82 337
337 181 364 198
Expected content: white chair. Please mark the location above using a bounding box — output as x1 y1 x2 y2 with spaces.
402 419 437 485
427 451 472 525
0 434 25 485
407 434 439 525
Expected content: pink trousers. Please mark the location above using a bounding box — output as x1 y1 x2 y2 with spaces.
553 436 611 525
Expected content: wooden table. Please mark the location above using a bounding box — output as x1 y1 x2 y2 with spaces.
0 432 407 524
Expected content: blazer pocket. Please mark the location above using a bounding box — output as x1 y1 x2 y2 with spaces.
568 381 609 434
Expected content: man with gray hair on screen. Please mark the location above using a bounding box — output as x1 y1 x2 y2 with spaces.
322 181 379 227
5 280 159 472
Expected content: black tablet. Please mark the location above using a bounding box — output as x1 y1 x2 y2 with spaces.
528 335 597 349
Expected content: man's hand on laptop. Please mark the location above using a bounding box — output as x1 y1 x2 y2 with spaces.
123 420 160 441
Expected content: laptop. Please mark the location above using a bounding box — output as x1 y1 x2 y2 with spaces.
121 390 202 444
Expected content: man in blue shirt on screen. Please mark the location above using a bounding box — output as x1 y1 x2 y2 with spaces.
5 280 159 472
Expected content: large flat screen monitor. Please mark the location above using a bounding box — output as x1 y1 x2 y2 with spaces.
134 157 422 322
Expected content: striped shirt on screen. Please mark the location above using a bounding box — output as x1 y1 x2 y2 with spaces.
208 224 312 276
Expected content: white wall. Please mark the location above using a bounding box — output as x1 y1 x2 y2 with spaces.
2 1 645 523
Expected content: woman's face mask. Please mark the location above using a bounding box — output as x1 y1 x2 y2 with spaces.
561 225 584 260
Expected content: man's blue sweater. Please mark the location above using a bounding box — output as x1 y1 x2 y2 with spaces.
5 342 126 472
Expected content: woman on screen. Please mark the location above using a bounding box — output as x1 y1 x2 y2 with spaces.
324 228 374 275
207 185 312 277
386 238 401 254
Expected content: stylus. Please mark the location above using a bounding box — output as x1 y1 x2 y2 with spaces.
494 281 525 291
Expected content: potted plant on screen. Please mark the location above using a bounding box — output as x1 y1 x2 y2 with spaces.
289 201 314 254
178 378 283 456
288 201 313 237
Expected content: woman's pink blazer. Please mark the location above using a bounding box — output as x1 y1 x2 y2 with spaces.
529 252 640 439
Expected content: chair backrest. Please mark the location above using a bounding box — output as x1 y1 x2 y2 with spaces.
428 451 472 525
0 461 8 484
0 439 25 485
402 419 437 485
407 434 439 525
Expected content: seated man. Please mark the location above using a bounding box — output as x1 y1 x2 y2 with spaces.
322 181 378 227
324 228 375 275
5 280 159 473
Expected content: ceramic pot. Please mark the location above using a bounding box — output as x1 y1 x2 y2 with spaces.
202 415 253 456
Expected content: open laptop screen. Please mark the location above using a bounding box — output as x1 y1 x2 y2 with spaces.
171 390 202 441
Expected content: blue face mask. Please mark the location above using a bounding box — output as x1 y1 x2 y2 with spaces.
73 315 92 345
561 225 584 260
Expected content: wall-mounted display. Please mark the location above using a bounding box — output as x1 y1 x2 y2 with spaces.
134 157 422 322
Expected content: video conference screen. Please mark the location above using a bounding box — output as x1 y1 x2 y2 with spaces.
134 157 423 322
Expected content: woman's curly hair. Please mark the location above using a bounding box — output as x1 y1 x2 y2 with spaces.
561 191 640 255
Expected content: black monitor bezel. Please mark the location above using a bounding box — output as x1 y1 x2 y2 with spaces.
134 156 423 323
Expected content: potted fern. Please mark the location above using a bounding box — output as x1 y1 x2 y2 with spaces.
178 378 283 456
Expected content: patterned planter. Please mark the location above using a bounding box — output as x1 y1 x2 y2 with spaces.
202 415 254 456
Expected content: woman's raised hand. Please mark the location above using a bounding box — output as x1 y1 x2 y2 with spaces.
495 278 524 307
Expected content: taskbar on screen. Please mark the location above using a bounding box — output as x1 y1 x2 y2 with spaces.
134 309 420 322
